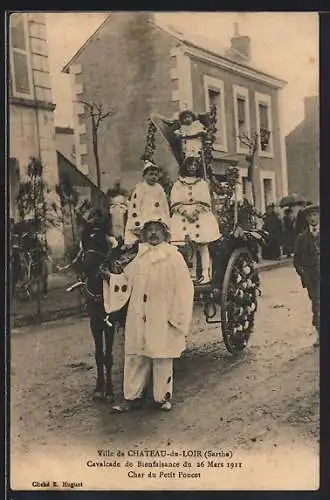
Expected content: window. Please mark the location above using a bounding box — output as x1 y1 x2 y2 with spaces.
255 92 273 157
203 75 227 152
263 178 273 211
259 171 276 213
242 176 249 196
234 168 248 202
233 84 251 153
9 13 33 99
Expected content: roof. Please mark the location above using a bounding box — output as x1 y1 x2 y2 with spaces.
57 150 99 190
62 13 287 88
153 20 286 87
62 14 111 73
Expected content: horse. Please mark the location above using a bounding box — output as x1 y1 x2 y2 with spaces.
67 211 137 402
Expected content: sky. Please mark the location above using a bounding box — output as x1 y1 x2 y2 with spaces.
45 12 318 136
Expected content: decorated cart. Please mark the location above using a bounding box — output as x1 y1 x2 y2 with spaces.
65 106 267 358
142 106 267 354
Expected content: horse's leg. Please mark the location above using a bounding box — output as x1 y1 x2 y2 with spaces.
104 321 115 402
90 312 106 398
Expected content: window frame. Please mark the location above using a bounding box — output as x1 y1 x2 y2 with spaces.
255 91 274 158
203 75 227 153
235 167 248 201
233 84 251 154
9 13 34 100
259 170 276 213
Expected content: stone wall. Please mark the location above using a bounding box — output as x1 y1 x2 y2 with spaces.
69 12 181 192
9 12 64 256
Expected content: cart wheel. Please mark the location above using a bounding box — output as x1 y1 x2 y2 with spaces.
221 248 259 355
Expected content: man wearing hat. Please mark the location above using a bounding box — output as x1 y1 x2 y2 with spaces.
294 200 313 240
293 204 320 346
124 160 170 246
113 217 194 412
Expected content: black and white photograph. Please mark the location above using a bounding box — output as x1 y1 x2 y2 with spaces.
8 11 319 491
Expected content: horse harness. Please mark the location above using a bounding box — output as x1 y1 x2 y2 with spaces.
79 248 108 304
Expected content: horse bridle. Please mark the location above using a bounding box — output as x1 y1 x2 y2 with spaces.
78 248 109 303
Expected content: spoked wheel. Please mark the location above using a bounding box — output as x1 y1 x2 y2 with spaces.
221 247 260 355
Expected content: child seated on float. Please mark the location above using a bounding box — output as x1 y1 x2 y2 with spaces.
124 160 170 246
174 109 207 159
170 156 220 284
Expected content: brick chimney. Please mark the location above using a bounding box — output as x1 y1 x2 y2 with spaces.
230 22 251 61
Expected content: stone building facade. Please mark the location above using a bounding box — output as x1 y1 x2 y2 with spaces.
9 12 64 256
286 95 319 204
63 12 288 213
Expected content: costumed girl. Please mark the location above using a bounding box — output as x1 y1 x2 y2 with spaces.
170 156 220 284
174 109 207 159
124 160 170 246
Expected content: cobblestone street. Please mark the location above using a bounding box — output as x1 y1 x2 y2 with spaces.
10 265 319 490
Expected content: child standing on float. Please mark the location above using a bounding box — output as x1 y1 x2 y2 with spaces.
124 160 170 246
170 156 220 284
174 109 207 159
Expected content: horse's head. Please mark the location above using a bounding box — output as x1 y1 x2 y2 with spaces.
78 210 118 277
108 194 128 240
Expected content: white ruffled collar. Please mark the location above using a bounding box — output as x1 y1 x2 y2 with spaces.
138 241 171 263
178 176 201 186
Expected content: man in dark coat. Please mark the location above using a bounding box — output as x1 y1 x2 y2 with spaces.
294 201 313 239
282 207 295 257
262 204 283 260
293 204 320 346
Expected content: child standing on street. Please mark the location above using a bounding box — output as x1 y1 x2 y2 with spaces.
293 204 320 346
124 160 170 246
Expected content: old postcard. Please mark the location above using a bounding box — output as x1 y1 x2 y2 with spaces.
9 11 319 491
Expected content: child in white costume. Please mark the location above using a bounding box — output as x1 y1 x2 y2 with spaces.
124 161 170 246
170 157 220 284
174 109 207 159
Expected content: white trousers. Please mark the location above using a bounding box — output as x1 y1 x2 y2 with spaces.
124 355 173 403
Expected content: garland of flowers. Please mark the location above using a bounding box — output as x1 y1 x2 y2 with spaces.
226 254 259 347
201 104 217 180
142 119 157 163
216 165 240 237
141 119 174 201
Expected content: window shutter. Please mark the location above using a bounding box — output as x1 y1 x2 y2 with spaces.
10 13 32 98
11 14 26 50
259 103 269 129
237 97 245 124
208 89 221 141
12 52 30 94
